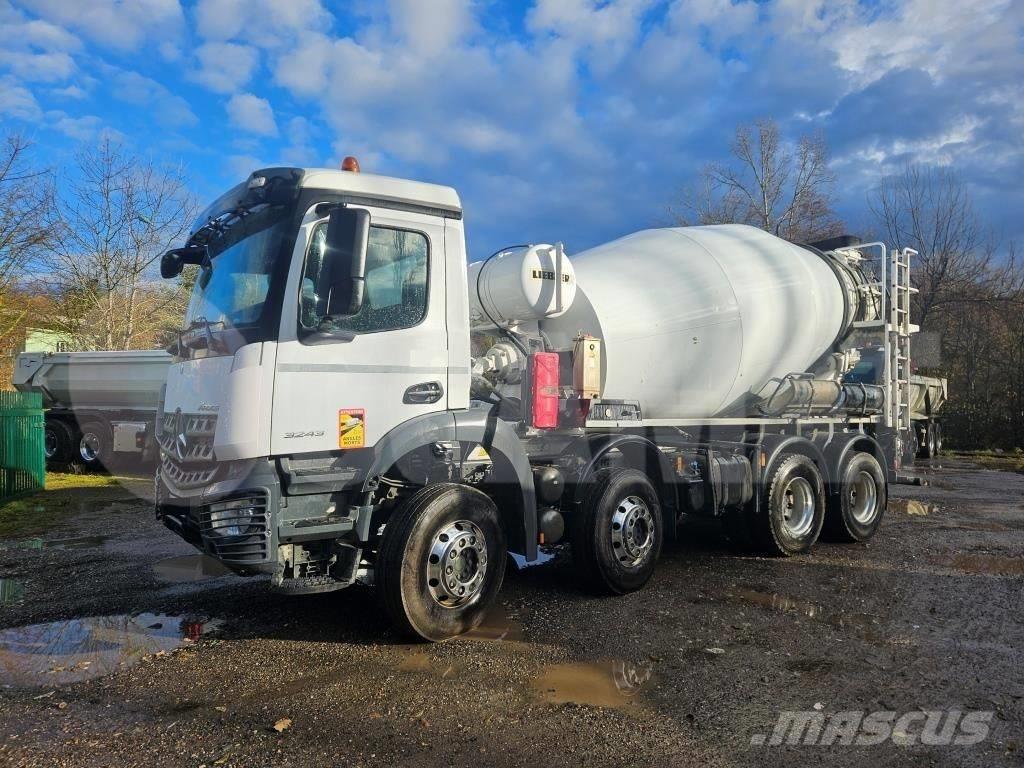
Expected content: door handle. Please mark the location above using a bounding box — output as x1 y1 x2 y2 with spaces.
403 381 444 404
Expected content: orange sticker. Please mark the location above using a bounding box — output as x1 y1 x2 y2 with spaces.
338 409 365 448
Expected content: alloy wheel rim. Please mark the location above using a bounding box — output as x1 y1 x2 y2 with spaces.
849 470 878 524
780 477 815 538
425 520 488 608
611 495 655 566
79 433 100 463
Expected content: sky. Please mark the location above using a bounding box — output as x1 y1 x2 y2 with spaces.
1 0 1022 259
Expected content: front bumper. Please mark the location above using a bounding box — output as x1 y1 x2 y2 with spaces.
156 458 281 575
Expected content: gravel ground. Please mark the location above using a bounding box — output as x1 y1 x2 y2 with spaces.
0 457 1021 767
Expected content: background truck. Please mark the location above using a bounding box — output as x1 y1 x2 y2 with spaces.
13 350 172 468
154 163 923 640
908 374 947 459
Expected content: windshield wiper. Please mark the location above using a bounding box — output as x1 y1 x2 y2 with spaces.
167 317 228 356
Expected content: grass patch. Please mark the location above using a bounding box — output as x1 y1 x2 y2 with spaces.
950 450 1024 474
0 472 132 539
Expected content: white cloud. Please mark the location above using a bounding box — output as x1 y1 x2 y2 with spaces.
0 76 42 120
527 0 655 71
278 116 318 165
51 83 88 99
0 49 75 81
22 0 185 50
190 42 259 93
387 0 476 57
226 153 266 179
226 92 278 136
44 110 106 140
111 69 198 127
0 4 81 82
194 0 330 45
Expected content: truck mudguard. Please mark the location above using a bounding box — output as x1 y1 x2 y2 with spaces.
359 404 538 562
565 432 679 540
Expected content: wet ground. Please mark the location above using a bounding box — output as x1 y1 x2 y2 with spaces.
0 458 1021 767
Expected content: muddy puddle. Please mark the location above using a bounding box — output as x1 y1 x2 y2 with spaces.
932 553 1024 576
2 535 111 551
0 579 24 604
153 555 234 583
0 613 220 688
462 605 525 642
889 499 939 516
722 588 881 637
531 660 654 708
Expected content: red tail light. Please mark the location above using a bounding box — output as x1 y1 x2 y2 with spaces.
531 352 559 429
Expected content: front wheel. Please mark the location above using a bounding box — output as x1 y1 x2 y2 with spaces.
377 483 506 641
572 468 663 595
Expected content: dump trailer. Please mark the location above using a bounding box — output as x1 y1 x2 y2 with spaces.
908 374 947 458
154 163 923 640
13 350 172 467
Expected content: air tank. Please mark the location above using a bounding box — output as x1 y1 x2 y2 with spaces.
541 225 851 419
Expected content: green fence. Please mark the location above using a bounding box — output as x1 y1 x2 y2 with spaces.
0 391 45 501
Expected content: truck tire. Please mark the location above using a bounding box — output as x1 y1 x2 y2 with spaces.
934 422 943 456
823 451 886 542
572 468 663 595
377 483 506 642
44 419 74 464
918 423 936 459
754 454 824 556
75 420 111 470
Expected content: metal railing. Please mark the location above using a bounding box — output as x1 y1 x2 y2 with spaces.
0 391 45 501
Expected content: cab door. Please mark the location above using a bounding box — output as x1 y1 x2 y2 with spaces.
270 203 448 457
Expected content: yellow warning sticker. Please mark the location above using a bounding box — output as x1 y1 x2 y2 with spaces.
338 409 365 449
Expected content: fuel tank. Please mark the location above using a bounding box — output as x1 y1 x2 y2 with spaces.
541 225 849 419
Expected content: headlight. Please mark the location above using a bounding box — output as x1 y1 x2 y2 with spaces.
207 499 259 537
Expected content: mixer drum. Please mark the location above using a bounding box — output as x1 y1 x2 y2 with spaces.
541 225 847 419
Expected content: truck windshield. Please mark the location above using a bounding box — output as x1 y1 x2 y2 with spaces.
183 204 290 332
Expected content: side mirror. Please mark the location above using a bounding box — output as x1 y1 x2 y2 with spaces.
324 207 370 318
160 246 206 279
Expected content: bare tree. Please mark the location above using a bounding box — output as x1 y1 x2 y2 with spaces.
868 164 1020 327
673 118 843 242
40 139 196 350
0 136 52 331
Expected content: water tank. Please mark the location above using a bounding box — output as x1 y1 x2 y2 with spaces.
541 225 847 419
468 244 577 328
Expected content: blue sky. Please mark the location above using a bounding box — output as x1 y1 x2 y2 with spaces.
1 0 1022 259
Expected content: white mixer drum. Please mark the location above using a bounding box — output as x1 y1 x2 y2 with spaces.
468 244 577 328
541 225 847 419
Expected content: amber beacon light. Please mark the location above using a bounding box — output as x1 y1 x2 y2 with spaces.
340 156 361 172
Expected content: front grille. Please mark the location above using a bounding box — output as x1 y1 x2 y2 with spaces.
158 411 218 490
198 492 270 564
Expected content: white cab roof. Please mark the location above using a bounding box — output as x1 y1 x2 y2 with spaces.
300 168 462 216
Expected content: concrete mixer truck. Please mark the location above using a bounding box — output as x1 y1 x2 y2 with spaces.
153 164 920 640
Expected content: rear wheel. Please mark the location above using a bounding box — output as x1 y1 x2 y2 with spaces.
754 454 825 556
44 419 74 464
823 451 886 542
377 483 506 641
572 468 663 594
933 422 943 456
76 421 111 469
918 423 936 459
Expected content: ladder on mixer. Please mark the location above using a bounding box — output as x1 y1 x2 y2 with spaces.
889 248 918 432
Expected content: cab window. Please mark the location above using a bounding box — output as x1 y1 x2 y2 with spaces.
300 223 429 334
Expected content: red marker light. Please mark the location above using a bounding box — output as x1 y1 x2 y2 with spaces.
340 156 360 172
